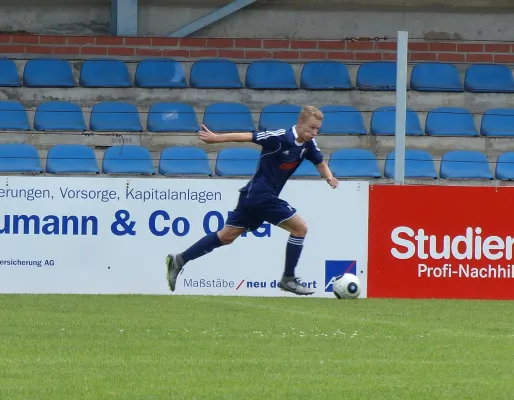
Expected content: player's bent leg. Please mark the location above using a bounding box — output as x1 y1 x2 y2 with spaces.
218 225 246 245
276 214 314 296
279 215 308 277
166 192 252 293
166 226 245 292
278 214 308 238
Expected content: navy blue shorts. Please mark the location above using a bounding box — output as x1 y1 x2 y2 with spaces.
225 192 297 231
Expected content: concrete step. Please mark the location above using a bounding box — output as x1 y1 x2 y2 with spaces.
3 131 514 157
3 87 513 113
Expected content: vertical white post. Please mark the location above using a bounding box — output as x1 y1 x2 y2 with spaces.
394 31 408 184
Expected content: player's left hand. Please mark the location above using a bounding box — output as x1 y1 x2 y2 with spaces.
326 177 339 189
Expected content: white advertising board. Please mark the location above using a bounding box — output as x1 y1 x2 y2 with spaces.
0 176 369 298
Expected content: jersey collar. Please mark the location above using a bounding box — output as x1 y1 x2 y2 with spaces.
292 126 304 147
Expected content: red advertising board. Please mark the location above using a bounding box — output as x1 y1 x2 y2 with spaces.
368 185 514 300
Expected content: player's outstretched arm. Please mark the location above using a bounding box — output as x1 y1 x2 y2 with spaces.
198 124 253 144
316 161 339 189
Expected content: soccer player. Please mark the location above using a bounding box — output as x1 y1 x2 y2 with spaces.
166 105 339 295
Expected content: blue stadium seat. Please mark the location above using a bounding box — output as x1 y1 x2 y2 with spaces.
34 101 86 131
370 106 423 136
23 58 74 87
80 59 131 87
440 150 492 179
495 152 514 180
135 59 187 88
410 63 462 92
215 148 260 176
319 105 367 135
258 104 301 131
90 102 142 131
0 143 42 172
300 62 351 90
147 102 199 132
102 145 155 174
384 149 437 179
245 60 297 89
464 64 514 93
0 58 20 87
46 144 99 173
203 103 254 132
190 59 242 88
0 101 30 130
425 107 478 137
328 149 381 178
480 108 514 137
356 62 397 91
159 147 212 175
293 160 319 177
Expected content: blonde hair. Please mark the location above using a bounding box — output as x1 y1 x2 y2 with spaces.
299 105 324 123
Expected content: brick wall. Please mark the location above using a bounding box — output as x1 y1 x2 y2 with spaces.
0 34 513 63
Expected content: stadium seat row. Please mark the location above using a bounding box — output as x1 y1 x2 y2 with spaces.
2 57 513 92
0 143 508 180
2 100 514 137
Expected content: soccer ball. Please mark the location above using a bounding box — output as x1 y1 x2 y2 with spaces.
332 273 361 299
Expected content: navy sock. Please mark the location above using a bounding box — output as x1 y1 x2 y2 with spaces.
284 235 305 277
181 232 223 264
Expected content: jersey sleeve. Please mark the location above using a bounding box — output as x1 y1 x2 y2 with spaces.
252 129 287 149
305 139 323 165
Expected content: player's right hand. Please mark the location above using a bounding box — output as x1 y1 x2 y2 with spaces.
198 124 219 144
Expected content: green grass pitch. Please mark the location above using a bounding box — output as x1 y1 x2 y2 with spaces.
0 294 513 400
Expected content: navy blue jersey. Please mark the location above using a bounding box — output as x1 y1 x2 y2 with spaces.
240 126 323 197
